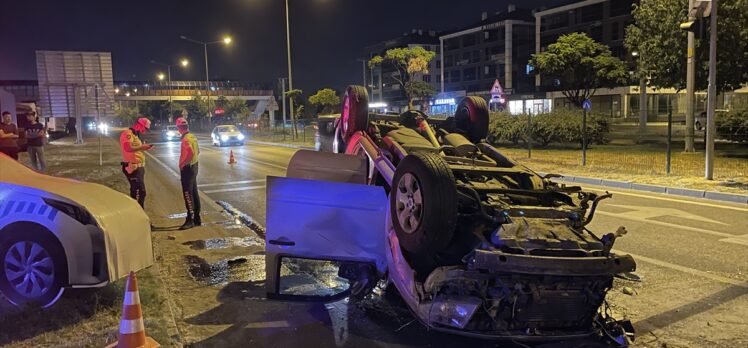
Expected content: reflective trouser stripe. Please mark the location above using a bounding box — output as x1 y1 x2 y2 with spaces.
119 318 145 335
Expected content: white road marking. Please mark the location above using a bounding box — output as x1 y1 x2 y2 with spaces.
618 250 748 289
605 204 728 225
596 211 733 238
202 185 266 194
198 179 266 188
145 151 179 179
588 187 748 212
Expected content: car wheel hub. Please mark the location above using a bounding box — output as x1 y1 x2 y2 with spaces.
396 173 423 234
3 241 55 298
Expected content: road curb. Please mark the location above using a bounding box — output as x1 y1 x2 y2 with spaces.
544 173 748 205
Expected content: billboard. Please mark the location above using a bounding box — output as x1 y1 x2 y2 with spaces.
36 51 116 119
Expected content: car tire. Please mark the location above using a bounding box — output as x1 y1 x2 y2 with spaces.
454 96 489 143
340 85 369 142
0 222 67 308
390 151 457 258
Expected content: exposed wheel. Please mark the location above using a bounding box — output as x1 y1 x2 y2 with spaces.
454 96 489 143
340 85 369 142
0 222 67 308
390 151 457 256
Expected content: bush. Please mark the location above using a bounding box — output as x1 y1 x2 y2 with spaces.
716 110 748 143
487 108 609 147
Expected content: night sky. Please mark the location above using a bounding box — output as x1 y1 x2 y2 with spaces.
1 0 564 94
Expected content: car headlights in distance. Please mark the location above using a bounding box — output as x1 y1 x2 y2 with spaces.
237 134 245 141
220 134 229 141
422 296 481 329
166 131 175 137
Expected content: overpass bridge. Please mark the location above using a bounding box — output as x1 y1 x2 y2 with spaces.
114 80 277 117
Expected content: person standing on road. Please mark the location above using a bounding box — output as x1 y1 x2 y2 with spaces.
176 117 201 230
0 111 19 160
25 111 47 172
120 117 154 208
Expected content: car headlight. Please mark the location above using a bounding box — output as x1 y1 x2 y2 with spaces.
421 296 481 329
43 198 97 226
220 135 229 141
237 134 245 140
167 131 175 137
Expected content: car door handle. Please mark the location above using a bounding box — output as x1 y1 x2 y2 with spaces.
268 239 295 246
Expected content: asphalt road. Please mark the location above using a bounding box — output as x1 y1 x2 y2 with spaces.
142 132 748 347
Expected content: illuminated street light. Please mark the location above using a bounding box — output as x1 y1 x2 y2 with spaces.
157 73 165 80
180 58 189 67
114 88 120 94
152 58 191 121
125 92 131 97
631 51 639 57
180 34 234 111
133 88 138 93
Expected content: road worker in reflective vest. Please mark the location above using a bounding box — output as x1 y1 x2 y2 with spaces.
176 116 201 229
119 117 154 208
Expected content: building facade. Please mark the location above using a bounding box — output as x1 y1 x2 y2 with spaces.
439 6 535 98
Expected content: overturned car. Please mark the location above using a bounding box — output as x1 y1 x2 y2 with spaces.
265 85 635 344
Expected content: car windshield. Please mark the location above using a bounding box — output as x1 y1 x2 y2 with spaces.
217 126 237 132
166 126 177 131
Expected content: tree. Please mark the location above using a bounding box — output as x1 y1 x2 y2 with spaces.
284 89 304 135
223 98 251 123
115 104 139 125
185 95 211 122
407 81 435 111
530 32 627 108
625 0 748 92
369 46 437 109
308 88 341 114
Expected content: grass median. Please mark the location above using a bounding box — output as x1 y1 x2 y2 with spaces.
494 143 748 194
0 136 177 348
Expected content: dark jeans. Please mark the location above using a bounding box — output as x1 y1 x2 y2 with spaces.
180 163 201 221
0 146 18 160
122 166 146 208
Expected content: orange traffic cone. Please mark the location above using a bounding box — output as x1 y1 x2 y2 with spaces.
228 150 237 164
106 272 160 348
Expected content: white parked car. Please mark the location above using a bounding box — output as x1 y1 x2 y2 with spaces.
0 154 154 308
211 125 245 147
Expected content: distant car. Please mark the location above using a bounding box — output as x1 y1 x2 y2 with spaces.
0 154 154 308
211 125 245 147
162 125 179 142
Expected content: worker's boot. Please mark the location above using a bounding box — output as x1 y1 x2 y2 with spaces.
180 192 196 230
194 214 202 227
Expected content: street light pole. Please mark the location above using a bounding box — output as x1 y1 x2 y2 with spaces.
705 0 718 180
685 0 696 152
167 65 173 121
180 35 232 126
285 0 296 139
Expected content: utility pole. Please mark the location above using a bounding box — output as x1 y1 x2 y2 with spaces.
685 0 696 152
639 77 647 137
280 78 287 127
705 0 717 179
285 0 296 139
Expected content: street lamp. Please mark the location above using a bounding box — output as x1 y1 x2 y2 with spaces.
285 0 296 138
179 34 233 113
152 58 190 122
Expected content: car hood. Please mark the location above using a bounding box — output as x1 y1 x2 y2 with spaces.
217 131 242 136
0 154 154 281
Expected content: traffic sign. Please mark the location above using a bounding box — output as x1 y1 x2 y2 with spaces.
490 79 503 97
582 99 592 111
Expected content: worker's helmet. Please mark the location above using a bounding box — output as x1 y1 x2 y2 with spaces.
175 117 189 126
137 117 152 129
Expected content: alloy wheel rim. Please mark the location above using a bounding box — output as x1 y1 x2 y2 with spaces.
395 173 423 234
3 241 54 298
